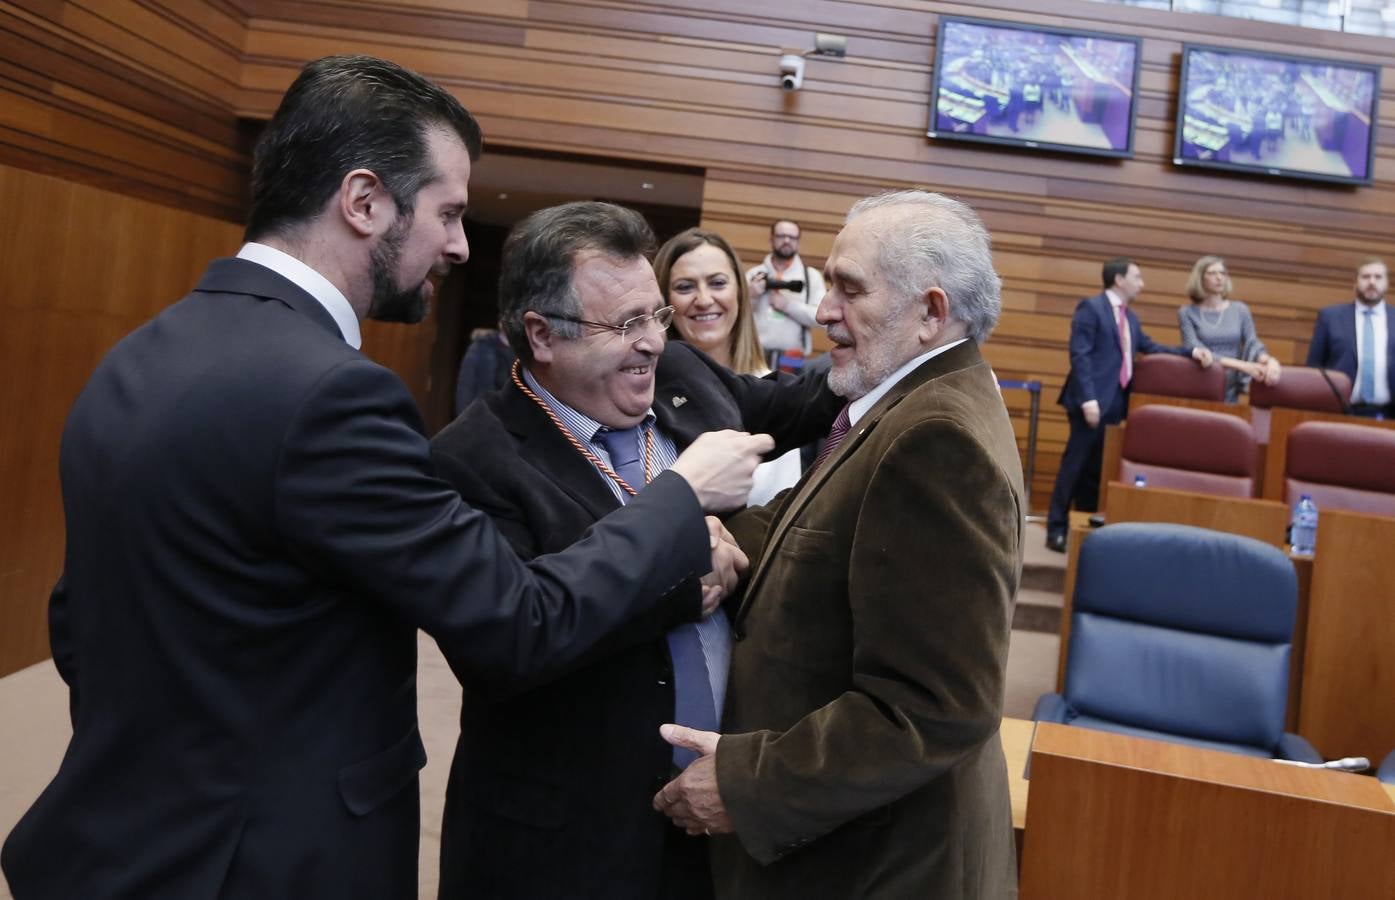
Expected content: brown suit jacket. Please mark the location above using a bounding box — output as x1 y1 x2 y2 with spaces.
713 341 1023 899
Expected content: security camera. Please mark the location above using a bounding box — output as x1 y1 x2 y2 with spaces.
779 54 805 91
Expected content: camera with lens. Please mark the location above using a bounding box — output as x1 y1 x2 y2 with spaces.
765 278 805 293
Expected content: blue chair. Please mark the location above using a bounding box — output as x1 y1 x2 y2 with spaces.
1378 751 1395 785
1034 522 1321 762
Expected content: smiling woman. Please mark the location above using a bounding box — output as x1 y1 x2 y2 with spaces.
654 227 806 505
654 228 766 375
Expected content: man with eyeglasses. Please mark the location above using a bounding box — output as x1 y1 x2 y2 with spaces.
746 219 827 368
429 201 839 899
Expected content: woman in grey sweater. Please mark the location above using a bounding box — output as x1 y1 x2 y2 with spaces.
1178 255 1281 402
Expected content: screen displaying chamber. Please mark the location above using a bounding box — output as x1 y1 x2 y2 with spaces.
1174 45 1379 185
929 17 1140 159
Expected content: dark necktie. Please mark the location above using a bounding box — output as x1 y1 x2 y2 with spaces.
595 425 717 767
809 404 852 474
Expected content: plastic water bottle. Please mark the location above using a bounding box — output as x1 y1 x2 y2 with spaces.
1133 473 1147 488
1291 495 1318 555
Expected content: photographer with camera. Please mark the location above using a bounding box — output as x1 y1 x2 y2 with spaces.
746 218 826 368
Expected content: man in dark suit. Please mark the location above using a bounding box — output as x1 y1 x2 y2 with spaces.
1306 257 1392 418
1044 257 1212 551
655 190 1024 898
0 56 770 900
429 201 839 900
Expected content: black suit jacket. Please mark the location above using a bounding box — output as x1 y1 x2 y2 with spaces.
1 259 711 900
1306 301 1395 403
428 342 838 900
1058 291 1185 412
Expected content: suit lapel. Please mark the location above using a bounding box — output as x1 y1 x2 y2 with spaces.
496 380 622 522
652 359 725 450
735 342 984 624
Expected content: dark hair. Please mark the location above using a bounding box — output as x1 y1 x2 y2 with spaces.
1102 257 1136 291
652 228 764 375
770 219 801 237
498 202 656 363
244 55 482 242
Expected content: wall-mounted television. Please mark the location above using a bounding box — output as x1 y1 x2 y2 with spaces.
928 16 1141 159
1173 44 1379 186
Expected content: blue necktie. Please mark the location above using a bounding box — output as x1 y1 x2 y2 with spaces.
595 426 718 768
1359 308 1376 404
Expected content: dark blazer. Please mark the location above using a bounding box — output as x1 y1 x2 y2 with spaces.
428 341 838 900
1306 301 1395 402
0 259 712 900
1058 291 1185 412
714 341 1023 899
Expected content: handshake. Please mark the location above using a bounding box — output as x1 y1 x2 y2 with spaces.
668 430 775 613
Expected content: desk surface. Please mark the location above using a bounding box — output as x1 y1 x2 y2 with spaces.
999 716 1395 829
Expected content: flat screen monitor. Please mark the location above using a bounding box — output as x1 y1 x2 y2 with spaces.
928 16 1140 159
1174 44 1379 186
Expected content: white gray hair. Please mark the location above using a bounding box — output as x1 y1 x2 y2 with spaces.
845 190 1002 343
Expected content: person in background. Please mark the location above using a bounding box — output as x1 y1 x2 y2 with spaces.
746 219 826 368
453 324 515 415
1178 255 1280 403
654 227 805 506
1045 257 1213 552
1307 257 1393 418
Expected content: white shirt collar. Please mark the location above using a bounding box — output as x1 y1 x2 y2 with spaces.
847 338 969 426
1105 288 1126 308
236 242 362 349
1356 299 1387 318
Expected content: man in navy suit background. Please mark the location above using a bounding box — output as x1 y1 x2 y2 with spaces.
1045 257 1212 551
1306 258 1392 418
0 55 770 899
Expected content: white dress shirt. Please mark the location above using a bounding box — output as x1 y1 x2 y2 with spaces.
236 242 362 349
848 338 970 426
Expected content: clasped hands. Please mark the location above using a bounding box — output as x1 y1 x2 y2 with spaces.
700 517 746 614
652 724 732 835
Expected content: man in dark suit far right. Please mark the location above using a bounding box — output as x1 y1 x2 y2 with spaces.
0 54 769 900
1045 257 1213 552
1306 257 1393 419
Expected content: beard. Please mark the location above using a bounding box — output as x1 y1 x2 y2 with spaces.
772 242 797 261
825 323 911 400
367 213 429 324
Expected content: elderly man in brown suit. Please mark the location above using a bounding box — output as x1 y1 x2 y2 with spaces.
654 189 1023 899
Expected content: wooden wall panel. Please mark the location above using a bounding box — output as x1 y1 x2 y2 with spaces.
228 0 1394 512
0 163 242 676
0 0 249 219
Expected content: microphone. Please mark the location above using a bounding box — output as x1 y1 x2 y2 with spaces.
1315 367 1352 415
1273 756 1370 773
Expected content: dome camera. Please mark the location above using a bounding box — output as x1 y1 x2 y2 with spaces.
779 54 805 91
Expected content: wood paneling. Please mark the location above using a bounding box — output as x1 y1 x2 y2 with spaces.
1021 723 1395 900
3 0 1395 670
0 163 242 675
1299 508 1395 762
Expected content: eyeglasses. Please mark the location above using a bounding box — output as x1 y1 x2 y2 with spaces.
773 233 800 242
548 306 675 343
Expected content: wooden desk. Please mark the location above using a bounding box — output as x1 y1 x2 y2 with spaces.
1105 482 1288 547
1019 723 1395 899
1299 508 1395 762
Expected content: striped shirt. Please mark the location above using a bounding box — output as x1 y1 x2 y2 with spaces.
521 368 730 719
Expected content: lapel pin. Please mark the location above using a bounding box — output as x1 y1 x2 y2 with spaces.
672 396 687 407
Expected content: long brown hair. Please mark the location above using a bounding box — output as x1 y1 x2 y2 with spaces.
652 227 766 375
